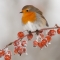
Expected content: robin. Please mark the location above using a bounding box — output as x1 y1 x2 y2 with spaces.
20 5 49 32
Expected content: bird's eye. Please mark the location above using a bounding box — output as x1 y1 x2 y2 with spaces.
26 10 29 12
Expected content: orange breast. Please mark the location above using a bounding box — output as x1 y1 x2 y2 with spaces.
22 12 36 24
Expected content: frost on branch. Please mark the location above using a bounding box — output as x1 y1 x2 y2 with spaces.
0 24 60 60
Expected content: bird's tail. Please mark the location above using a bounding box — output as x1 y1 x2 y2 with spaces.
46 21 49 27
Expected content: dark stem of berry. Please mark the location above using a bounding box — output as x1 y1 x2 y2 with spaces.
36 30 39 35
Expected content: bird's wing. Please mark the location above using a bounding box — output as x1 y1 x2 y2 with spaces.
34 13 49 27
32 7 49 27
40 14 49 27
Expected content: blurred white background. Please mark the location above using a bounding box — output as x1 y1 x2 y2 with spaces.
0 0 60 60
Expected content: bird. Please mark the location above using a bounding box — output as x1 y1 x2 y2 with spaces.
20 5 49 32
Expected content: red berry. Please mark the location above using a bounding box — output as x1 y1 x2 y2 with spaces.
38 39 47 48
0 50 5 57
13 40 20 46
48 29 56 36
4 55 11 60
33 40 38 47
23 48 26 53
27 34 33 40
18 32 24 39
17 47 23 56
41 39 47 45
57 28 60 34
14 47 18 54
45 35 51 42
21 40 27 46
38 42 43 48
4 51 11 60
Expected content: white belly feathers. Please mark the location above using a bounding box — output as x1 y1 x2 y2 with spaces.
23 21 42 31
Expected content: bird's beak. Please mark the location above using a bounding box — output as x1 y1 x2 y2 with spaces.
20 11 23 13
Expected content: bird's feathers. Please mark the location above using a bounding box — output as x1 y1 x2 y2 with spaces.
23 21 41 31
22 5 49 27
21 5 49 31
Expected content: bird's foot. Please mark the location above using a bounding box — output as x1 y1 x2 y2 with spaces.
36 30 39 35
27 31 32 34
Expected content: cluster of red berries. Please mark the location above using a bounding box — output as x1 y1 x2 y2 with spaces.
13 40 27 56
17 32 33 40
0 27 60 60
34 28 60 48
0 49 11 60
17 28 60 49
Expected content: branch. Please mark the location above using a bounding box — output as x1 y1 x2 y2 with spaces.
3 24 60 49
0 24 60 60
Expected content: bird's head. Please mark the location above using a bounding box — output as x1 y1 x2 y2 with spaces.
20 5 43 24
20 5 35 13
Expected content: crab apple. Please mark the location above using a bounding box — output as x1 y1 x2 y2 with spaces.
18 32 24 39
48 29 56 36
4 55 11 60
57 28 60 34
45 35 51 42
0 50 5 57
41 39 47 45
17 47 23 56
27 34 33 40
38 42 43 48
23 47 26 53
14 47 18 54
33 40 38 47
21 40 27 47
13 40 20 46
38 39 47 48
